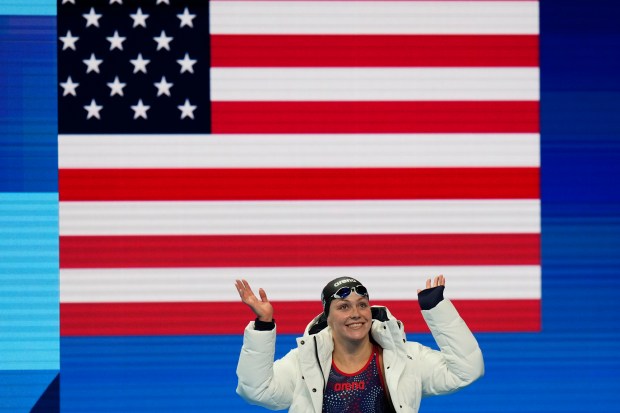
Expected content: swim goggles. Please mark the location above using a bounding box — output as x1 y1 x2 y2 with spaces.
331 285 369 300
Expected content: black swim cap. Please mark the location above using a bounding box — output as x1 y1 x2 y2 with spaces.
321 277 369 318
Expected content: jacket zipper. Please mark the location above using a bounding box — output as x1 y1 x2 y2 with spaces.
313 336 327 390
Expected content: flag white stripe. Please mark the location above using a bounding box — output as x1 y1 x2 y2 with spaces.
210 68 540 101
60 265 541 303
210 1 539 34
59 133 540 168
60 200 540 236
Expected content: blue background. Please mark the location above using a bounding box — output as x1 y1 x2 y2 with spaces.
1 0 620 411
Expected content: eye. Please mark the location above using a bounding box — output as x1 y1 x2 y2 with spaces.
338 303 349 311
359 302 368 308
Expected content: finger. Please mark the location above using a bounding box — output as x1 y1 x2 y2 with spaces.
439 275 445 286
426 278 431 289
241 279 256 297
237 279 258 303
235 279 244 296
417 289 422 294
258 288 269 303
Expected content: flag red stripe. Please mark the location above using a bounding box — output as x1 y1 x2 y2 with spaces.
59 167 539 201
211 101 539 133
60 233 540 268
59 299 541 336
211 35 539 67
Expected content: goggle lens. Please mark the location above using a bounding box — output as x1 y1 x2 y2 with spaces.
332 285 368 300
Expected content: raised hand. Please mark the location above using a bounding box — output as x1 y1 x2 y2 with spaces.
235 279 274 322
417 274 445 294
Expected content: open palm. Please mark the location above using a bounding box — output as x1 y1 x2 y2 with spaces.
235 279 274 322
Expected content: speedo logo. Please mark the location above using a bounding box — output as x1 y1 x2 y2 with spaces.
333 278 357 287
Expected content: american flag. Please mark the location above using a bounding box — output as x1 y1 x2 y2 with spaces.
58 0 540 336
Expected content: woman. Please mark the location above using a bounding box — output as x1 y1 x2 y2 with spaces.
235 276 483 412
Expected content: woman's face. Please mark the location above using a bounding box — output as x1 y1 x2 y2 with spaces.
327 294 372 345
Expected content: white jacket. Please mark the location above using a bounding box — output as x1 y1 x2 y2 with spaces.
236 299 484 412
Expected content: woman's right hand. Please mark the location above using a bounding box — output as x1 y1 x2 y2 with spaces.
235 279 274 322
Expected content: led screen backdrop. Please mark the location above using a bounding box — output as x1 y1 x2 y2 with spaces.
58 0 540 336
1 0 620 412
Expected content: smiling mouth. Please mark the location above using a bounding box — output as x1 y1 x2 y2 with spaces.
347 322 364 329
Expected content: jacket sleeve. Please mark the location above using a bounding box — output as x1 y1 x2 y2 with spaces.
236 321 298 410
417 299 484 396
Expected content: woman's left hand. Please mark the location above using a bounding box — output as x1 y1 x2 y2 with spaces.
417 274 445 294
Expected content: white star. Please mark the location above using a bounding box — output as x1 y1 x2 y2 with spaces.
83 53 103 74
107 76 126 96
178 99 197 119
130 8 149 28
157 0 170 5
177 53 197 74
59 76 79 96
106 31 126 51
59 30 79 51
131 99 150 120
84 99 103 119
177 8 196 28
154 76 174 97
153 30 173 51
130 53 150 74
109 0 123 4
83 7 102 28
62 0 76 4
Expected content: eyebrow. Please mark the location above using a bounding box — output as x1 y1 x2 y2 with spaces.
335 296 370 303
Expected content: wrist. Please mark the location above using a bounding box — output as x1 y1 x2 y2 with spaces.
417 285 445 310
254 317 275 331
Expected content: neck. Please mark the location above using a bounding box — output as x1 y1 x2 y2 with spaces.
332 337 373 373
